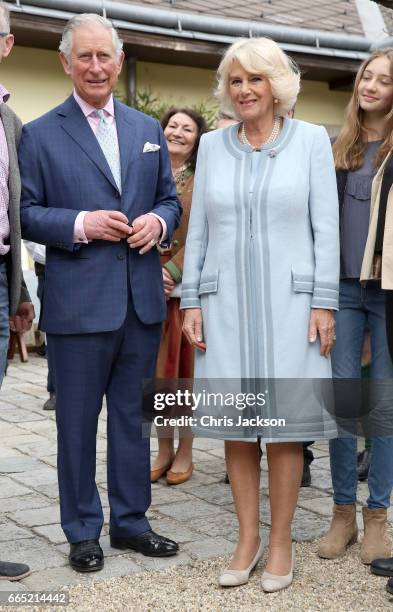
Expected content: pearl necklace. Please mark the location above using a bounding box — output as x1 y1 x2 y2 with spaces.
240 117 281 150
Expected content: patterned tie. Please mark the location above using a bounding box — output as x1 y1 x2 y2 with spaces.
93 109 122 193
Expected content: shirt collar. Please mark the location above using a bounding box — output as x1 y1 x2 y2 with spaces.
73 89 114 118
0 84 10 104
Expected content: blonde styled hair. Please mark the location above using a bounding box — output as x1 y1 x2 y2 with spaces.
333 48 393 170
216 37 300 119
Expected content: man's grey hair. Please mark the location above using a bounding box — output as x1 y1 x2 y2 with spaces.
59 13 123 61
0 2 10 34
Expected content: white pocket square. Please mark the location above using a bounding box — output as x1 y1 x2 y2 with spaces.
143 142 160 153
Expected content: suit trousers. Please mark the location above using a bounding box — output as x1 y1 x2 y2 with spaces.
47 295 161 543
36 271 55 394
0 263 9 386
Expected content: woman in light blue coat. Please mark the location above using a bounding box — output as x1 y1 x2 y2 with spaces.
181 38 339 592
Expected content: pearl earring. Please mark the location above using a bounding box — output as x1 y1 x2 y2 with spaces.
274 99 279 104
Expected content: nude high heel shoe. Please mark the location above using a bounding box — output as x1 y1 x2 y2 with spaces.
219 539 264 587
261 542 295 593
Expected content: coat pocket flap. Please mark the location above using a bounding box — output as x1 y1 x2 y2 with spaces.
198 271 219 295
292 269 314 293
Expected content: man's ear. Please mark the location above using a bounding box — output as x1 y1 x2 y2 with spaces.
117 50 125 74
59 51 71 76
2 34 14 59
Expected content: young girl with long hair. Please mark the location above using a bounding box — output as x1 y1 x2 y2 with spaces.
319 48 393 565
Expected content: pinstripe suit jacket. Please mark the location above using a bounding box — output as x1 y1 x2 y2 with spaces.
1 103 30 315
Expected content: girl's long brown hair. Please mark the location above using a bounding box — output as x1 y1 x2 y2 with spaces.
333 48 393 170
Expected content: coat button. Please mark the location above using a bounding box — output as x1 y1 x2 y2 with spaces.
173 240 179 246
117 253 125 260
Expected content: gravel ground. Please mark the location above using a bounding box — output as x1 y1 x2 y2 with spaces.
6 540 391 612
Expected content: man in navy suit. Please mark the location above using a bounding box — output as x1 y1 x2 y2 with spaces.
19 13 181 573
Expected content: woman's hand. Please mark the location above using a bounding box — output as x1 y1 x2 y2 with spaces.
183 308 206 352
308 308 336 357
162 268 176 298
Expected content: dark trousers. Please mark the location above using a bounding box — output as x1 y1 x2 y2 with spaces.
36 267 55 394
303 442 314 464
47 298 161 543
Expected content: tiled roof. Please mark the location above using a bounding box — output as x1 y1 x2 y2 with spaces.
118 0 366 35
380 4 393 35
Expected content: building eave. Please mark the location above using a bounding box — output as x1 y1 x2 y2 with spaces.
8 0 373 56
7 0 373 89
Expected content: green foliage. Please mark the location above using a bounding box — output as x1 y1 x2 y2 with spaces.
129 89 167 121
191 100 219 130
124 88 218 129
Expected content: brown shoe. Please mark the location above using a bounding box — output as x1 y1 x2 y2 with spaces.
166 463 194 485
150 457 174 483
361 507 391 564
318 503 358 559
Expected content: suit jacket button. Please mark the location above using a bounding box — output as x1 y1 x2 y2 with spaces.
114 192 120 199
117 253 125 260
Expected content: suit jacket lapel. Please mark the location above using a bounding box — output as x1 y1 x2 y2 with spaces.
59 96 119 192
114 99 136 187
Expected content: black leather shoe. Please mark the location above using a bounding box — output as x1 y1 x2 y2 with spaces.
386 577 393 595
43 393 56 411
69 540 104 573
0 561 30 581
371 557 393 577
110 530 179 557
357 449 371 481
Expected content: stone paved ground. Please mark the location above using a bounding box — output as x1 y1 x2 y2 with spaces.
0 355 391 610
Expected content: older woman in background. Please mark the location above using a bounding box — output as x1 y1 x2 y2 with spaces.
181 38 339 592
151 108 207 485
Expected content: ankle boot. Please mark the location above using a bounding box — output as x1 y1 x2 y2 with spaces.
318 503 358 559
361 507 391 564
